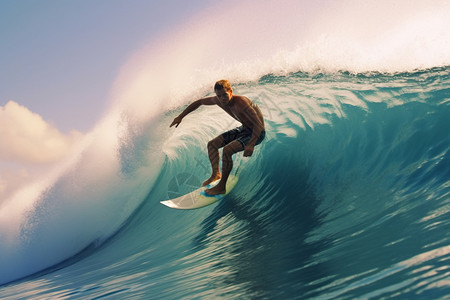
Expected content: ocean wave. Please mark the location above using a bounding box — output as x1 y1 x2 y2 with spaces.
1 1 449 296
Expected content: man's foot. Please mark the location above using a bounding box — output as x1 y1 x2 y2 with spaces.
202 173 221 187
205 183 226 195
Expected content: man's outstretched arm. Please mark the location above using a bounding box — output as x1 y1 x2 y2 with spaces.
170 97 217 128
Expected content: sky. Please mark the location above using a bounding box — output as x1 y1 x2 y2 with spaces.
0 0 219 201
1 0 216 133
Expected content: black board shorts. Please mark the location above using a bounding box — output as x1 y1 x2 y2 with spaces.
221 126 266 148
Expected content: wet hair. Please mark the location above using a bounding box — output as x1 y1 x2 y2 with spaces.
214 79 232 92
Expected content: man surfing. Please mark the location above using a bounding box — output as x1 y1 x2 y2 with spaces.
170 80 265 195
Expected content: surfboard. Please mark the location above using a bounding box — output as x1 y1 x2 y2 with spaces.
160 175 238 210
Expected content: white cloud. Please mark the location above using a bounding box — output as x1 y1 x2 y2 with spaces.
0 166 31 203
0 101 83 202
0 101 82 164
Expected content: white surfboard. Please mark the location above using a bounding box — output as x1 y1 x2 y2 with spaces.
160 175 238 209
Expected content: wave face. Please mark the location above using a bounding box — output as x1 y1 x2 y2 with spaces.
1 0 450 298
1 67 449 299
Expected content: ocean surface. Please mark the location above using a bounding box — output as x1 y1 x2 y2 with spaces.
1 1 450 299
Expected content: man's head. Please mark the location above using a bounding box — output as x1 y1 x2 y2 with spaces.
214 79 233 105
214 79 232 93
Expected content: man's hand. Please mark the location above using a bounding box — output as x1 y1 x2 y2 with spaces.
170 116 182 128
243 145 254 157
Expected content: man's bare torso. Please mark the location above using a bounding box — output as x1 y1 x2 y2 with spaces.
217 95 265 130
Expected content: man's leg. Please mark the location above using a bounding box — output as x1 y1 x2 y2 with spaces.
205 140 243 195
202 135 224 186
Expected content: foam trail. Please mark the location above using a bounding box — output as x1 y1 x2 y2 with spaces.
110 0 450 118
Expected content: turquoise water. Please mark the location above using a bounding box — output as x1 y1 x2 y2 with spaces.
1 67 449 299
1 1 450 298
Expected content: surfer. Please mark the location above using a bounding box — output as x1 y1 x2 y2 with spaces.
170 79 265 195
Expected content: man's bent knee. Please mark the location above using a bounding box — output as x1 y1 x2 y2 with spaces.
208 136 224 149
223 142 243 158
